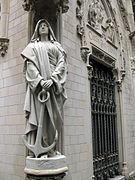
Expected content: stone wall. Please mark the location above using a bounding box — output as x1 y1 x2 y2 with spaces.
62 1 93 179
0 0 28 179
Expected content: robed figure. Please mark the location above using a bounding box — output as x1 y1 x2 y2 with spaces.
21 19 67 157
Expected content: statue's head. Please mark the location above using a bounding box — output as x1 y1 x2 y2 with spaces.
31 19 56 42
38 21 49 37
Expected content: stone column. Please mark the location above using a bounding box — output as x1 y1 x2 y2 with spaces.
0 0 9 57
0 0 9 37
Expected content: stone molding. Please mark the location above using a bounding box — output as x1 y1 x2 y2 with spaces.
90 43 116 68
0 37 9 57
117 0 130 31
76 0 86 46
22 0 69 13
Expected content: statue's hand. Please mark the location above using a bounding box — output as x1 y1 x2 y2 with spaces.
40 79 53 89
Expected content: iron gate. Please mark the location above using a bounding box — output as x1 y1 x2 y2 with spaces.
90 60 119 180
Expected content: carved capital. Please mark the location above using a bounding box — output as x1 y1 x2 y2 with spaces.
0 37 9 57
80 46 90 63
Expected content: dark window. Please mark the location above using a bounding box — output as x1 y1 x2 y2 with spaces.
90 59 119 180
132 0 135 20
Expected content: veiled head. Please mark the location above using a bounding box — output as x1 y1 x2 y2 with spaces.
31 19 56 42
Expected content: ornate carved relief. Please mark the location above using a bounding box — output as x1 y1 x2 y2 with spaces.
22 0 69 13
87 64 93 80
76 0 86 46
88 0 104 30
80 46 90 63
87 0 119 47
0 38 9 57
76 0 90 65
104 18 115 43
117 0 130 31
91 44 116 68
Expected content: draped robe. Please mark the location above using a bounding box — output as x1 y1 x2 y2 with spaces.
21 40 67 146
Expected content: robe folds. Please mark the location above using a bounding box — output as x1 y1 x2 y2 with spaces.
21 40 67 145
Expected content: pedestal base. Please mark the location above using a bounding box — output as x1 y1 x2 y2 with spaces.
24 155 68 179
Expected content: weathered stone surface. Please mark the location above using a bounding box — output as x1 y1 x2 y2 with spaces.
25 155 68 176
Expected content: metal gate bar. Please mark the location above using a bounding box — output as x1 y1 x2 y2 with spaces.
90 60 119 180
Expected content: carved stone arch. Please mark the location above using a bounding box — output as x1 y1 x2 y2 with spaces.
28 0 59 41
23 0 69 42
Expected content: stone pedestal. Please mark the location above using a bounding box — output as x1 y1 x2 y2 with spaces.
24 155 68 180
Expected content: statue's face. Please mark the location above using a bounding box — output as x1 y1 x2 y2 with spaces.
39 22 49 36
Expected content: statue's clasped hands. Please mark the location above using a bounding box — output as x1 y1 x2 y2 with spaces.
40 79 53 90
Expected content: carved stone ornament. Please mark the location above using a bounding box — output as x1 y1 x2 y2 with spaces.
77 24 84 36
129 31 135 39
104 18 115 43
87 0 118 46
80 46 90 63
76 0 83 20
117 0 130 31
0 38 9 57
91 44 116 68
112 68 125 92
130 57 135 74
87 64 93 80
22 0 35 11
88 0 104 29
22 0 69 13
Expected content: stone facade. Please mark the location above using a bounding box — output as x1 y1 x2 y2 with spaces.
0 0 135 180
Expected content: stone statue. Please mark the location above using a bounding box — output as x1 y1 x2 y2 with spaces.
105 18 115 43
21 19 67 158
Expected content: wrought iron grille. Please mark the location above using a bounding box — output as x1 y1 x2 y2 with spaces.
90 60 119 180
